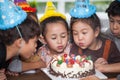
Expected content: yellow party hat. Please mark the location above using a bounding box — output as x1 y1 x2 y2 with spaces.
39 1 66 22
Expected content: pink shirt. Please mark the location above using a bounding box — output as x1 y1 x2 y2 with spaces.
37 43 71 66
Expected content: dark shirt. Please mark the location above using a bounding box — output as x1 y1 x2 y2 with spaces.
70 38 120 63
70 38 120 77
0 42 7 69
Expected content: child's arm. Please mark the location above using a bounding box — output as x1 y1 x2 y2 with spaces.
8 55 46 73
95 62 120 73
95 58 108 65
22 59 46 72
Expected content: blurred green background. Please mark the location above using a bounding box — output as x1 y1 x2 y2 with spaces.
28 0 113 13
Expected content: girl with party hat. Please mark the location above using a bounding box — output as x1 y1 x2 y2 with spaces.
0 0 45 79
37 0 71 66
69 0 120 78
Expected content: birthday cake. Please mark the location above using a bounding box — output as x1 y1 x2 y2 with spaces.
49 54 95 78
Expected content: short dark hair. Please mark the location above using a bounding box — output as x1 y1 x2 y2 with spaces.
40 16 69 37
106 0 120 17
0 16 41 45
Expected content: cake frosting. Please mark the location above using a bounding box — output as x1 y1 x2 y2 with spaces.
49 54 95 78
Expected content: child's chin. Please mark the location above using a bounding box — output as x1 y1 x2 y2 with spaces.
56 50 64 53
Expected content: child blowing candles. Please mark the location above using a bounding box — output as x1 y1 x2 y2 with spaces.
0 0 42 79
69 0 120 78
7 0 45 76
37 1 71 67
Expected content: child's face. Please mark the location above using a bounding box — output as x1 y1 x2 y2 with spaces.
44 22 68 54
72 21 99 49
109 15 120 38
20 36 38 59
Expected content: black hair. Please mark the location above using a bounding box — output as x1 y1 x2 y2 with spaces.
70 14 101 42
106 0 120 17
40 16 69 37
70 14 101 31
0 16 41 45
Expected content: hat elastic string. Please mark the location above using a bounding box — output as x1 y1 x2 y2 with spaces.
16 26 23 39
16 26 24 56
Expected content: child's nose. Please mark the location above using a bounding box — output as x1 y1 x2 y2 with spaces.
78 34 82 41
113 22 118 30
57 38 62 44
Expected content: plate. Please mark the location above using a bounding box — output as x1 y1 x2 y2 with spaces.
41 68 108 80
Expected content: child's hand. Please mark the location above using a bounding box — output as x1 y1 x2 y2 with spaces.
38 59 46 68
24 54 41 63
6 70 19 76
95 58 108 65
0 69 7 80
94 58 108 72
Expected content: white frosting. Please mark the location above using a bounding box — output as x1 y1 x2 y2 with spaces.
51 59 93 78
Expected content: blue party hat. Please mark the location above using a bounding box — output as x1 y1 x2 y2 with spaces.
0 0 27 30
117 0 120 2
69 0 96 18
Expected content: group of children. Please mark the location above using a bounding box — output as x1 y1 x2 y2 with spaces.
0 0 120 80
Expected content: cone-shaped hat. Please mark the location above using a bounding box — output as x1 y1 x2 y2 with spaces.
0 0 27 30
70 0 96 18
14 0 36 12
39 1 66 22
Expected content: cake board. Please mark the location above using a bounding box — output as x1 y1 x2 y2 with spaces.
41 68 108 80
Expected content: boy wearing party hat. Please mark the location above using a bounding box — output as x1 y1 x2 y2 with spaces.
0 0 45 79
14 0 42 47
7 0 44 75
69 0 120 78
38 1 71 67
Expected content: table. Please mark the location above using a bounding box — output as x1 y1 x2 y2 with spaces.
7 70 51 80
7 70 117 80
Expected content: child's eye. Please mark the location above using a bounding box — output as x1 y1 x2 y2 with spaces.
51 37 56 40
109 19 114 23
117 21 120 25
61 35 66 38
82 32 87 34
73 31 78 35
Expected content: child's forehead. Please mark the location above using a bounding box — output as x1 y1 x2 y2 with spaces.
46 22 66 29
110 15 120 21
110 15 120 18
73 20 90 26
46 24 66 31
73 21 92 29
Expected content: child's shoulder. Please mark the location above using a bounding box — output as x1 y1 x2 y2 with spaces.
37 45 49 56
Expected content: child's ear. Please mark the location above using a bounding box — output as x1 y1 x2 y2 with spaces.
95 27 100 37
15 38 25 48
39 35 47 44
